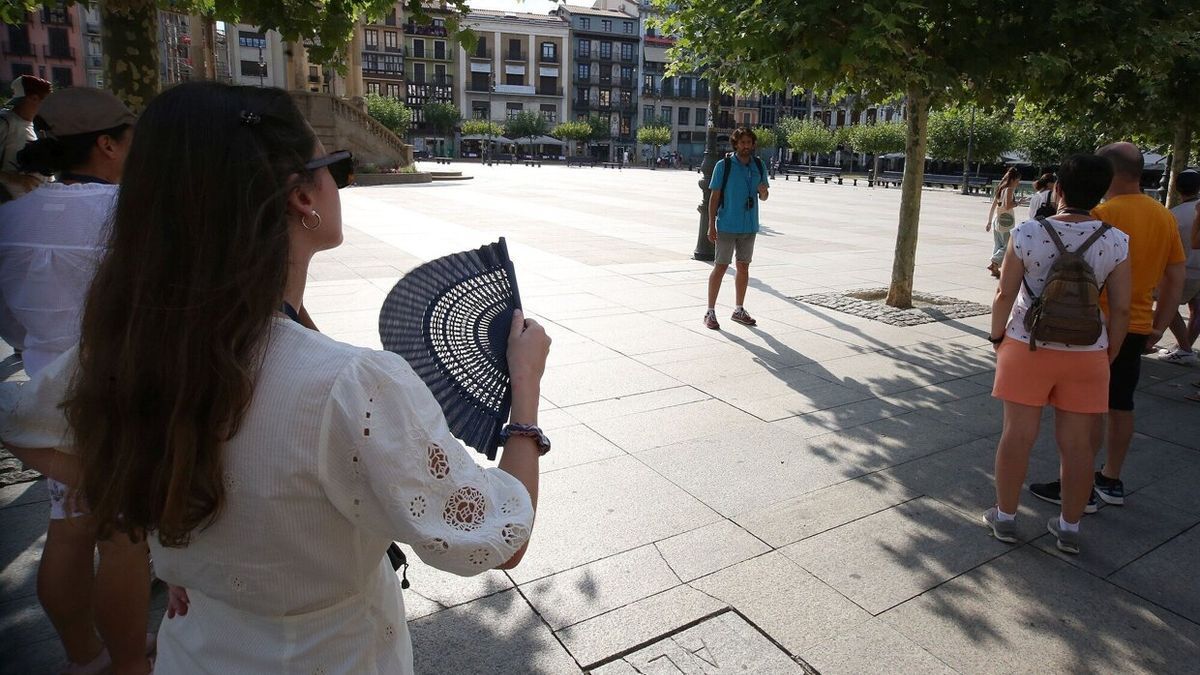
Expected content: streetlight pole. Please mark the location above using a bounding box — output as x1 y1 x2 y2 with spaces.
257 45 266 87
486 71 494 166
961 105 974 195
693 79 719 261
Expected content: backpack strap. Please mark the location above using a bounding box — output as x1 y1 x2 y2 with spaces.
718 152 732 195
1074 221 1112 256
1036 217 1070 255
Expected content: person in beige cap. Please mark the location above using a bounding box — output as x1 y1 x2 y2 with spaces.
0 74 52 201
0 87 151 675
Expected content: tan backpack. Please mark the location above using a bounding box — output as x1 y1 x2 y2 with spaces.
1021 218 1112 350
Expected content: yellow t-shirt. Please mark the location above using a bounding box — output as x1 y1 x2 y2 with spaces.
1095 194 1187 334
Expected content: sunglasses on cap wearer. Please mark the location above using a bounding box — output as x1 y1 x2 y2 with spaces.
304 150 355 189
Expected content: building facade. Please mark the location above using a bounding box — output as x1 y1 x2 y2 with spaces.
1 3 84 89
639 33 709 162
360 5 405 100
225 24 286 88
557 3 639 160
402 7 455 142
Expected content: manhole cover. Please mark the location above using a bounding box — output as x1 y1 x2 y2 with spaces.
795 288 989 326
589 611 810 674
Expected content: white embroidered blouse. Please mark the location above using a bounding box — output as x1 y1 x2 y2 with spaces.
0 319 535 674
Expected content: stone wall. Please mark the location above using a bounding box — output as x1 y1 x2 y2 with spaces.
290 92 413 168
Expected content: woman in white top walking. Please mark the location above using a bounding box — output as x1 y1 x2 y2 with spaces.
985 154 1131 555
2 82 550 674
985 167 1021 278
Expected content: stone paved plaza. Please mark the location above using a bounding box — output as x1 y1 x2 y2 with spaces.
3 163 1199 674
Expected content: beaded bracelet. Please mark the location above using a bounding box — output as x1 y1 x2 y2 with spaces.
499 423 551 455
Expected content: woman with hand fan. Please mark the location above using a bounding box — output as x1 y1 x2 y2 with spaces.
0 82 550 674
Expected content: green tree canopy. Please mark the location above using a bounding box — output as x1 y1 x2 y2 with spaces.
752 126 778 151
926 107 1016 165
423 102 461 138
637 124 672 148
1012 103 1107 172
586 114 612 142
843 122 906 157
553 120 593 142
365 93 412 137
779 117 835 156
505 111 550 145
461 119 505 137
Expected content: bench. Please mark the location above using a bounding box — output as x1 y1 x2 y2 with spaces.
778 164 843 184
433 157 452 165
523 159 542 167
566 157 598 168
602 162 622 170
879 171 991 192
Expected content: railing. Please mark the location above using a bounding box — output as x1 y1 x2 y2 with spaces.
327 94 407 156
620 53 635 63
572 74 594 85
433 49 448 60
539 53 560 63
574 99 593 108
642 85 657 96
85 21 100 34
536 87 564 97
384 45 402 54
470 48 493 60
86 55 101 68
404 23 447 37
598 52 613 61
363 42 380 52
619 78 633 87
576 50 591 60
410 76 454 86
43 45 75 60
504 51 527 62
41 9 71 27
1 41 34 57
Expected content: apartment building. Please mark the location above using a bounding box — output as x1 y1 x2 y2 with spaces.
1 3 83 88
402 7 455 137
459 10 568 131
639 33 710 161
226 24 286 88
556 3 639 160
360 6 405 100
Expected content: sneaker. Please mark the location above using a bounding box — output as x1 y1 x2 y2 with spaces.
703 311 720 330
1046 517 1081 554
1028 480 1098 514
1093 471 1125 506
730 308 757 326
1156 348 1199 365
982 507 1018 543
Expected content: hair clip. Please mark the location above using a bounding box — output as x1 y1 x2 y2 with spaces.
239 111 262 126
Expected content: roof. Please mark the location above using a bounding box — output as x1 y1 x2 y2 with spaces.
558 4 637 19
466 8 568 28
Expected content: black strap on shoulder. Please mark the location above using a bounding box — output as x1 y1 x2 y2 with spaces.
718 152 732 195
1075 221 1112 256
1037 217 1069 255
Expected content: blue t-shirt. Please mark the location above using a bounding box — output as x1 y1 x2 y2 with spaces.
709 155 769 234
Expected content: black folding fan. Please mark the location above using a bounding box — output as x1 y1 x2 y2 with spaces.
379 238 521 460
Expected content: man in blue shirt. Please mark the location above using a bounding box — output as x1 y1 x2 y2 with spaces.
705 127 769 329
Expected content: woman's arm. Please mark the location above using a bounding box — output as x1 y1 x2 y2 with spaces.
2 443 80 485
990 238 1024 343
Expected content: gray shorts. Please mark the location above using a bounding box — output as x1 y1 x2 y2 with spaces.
715 232 756 265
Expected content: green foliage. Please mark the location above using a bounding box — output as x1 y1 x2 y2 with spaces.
843 122 906 156
752 126 778 151
364 93 413 137
585 114 612 141
779 117 836 155
461 119 505 137
552 121 593 142
637 124 672 148
423 102 461 137
926 107 1016 163
1012 103 1107 170
505 111 550 142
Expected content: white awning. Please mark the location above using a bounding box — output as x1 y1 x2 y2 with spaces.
644 46 669 63
538 66 559 77
470 62 492 73
504 64 526 75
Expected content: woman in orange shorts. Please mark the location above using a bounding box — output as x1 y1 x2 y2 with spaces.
985 154 1131 555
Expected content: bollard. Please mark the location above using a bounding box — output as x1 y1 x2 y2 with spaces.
809 175 815 183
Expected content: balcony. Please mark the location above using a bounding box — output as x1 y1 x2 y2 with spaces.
620 53 635 63
361 68 404 81
465 83 491 93
470 48 493 60
363 42 380 52
1 41 34 57
619 78 633 88
384 45 403 54
572 74 594 85
86 54 102 68
404 22 447 37
85 20 100 34
598 52 613 62
538 53 559 64
43 44 75 60
432 50 449 61
598 76 612 86
504 51 526 62
536 87 564 97
575 50 592 60
495 83 534 96
642 85 657 97
41 9 71 27
661 84 675 97
410 75 453 87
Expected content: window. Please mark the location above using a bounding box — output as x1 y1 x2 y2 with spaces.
623 21 633 34
472 101 489 119
577 63 590 80
367 82 380 94
505 72 523 86
620 43 633 61
580 17 591 30
619 89 631 105
240 60 265 77
506 103 523 120
620 65 633 84
539 104 557 123
661 106 672 123
508 38 521 60
680 78 692 97
541 42 556 61
578 39 590 58
434 40 446 59
412 39 425 58
539 75 556 95
620 116 631 136
601 19 612 32
382 54 402 73
598 89 610 106
384 31 398 50
413 62 426 83
471 72 490 91
599 41 612 59
386 83 401 98
679 107 689 125
6 25 31 56
742 112 751 124
11 63 33 78
643 106 654 123
575 87 589 104
475 37 488 58
643 74 654 93
47 27 70 58
239 30 267 49
435 64 447 82
364 29 378 49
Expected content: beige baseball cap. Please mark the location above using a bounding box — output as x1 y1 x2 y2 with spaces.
38 87 135 138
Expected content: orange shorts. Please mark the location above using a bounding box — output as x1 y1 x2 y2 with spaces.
992 337 1110 414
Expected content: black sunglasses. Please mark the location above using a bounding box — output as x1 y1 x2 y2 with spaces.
304 150 354 189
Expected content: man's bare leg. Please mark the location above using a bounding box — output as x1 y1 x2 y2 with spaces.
734 261 750 307
708 263 729 308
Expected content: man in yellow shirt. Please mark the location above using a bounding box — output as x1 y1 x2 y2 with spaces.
1031 143 1185 509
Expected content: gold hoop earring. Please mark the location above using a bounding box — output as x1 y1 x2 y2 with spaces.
301 210 321 230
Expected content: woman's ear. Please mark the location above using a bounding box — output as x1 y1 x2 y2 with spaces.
286 180 317 220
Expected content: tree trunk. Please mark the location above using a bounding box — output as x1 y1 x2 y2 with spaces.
886 86 930 309
200 15 217 80
1166 114 1192 208
871 153 881 184
101 0 160 111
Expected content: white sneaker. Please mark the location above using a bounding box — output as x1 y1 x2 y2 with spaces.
1157 349 1200 365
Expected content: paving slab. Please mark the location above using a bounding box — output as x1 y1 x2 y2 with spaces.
734 477 920 549
0 502 46 602
560 386 709 424
688 552 871 655
409 588 582 675
882 546 1200 674
538 424 627 474
803 412 985 474
540 356 681 407
768 397 911 439
395 549 514 620
587 610 806 675
653 520 771 582
506 455 719 584
800 618 956 675
556 585 726 668
800 350 961 396
780 497 1014 615
0 480 47 510
556 314 717 357
1109 524 1200 624
584 398 766 454
521 544 681 631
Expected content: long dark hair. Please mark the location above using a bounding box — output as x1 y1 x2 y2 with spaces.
64 82 319 546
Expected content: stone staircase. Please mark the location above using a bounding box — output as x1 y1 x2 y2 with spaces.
289 92 413 169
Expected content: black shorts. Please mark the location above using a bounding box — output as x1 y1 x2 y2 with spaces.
1108 333 1147 411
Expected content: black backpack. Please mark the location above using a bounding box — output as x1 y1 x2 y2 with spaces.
717 152 766 210
1034 190 1057 219
1022 218 1112 350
